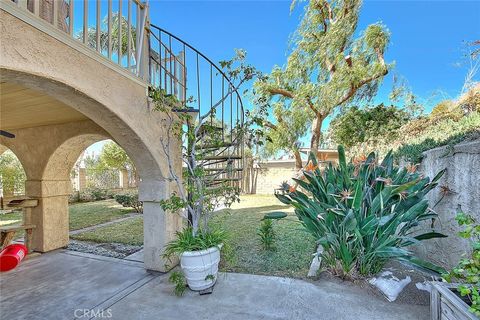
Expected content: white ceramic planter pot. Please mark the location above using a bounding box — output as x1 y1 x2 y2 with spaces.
180 246 221 291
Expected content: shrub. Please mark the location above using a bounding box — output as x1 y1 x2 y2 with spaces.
330 104 411 148
78 187 110 202
443 213 480 317
68 191 80 203
276 146 447 279
114 192 143 213
258 219 276 250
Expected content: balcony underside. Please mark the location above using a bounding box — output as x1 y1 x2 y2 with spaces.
0 82 88 130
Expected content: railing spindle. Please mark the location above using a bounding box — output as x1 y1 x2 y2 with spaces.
210 64 213 125
34 0 40 17
136 2 140 67
197 53 200 113
96 0 101 52
68 0 73 35
127 0 131 69
53 0 58 28
222 78 225 141
169 36 173 95
83 0 88 45
108 0 112 59
183 46 186 105
118 0 122 65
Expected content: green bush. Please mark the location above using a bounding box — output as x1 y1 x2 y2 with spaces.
114 192 143 213
258 219 276 251
81 187 110 202
444 213 480 317
276 146 447 279
393 113 480 163
330 104 411 148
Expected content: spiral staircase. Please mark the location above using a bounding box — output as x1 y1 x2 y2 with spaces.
148 25 245 192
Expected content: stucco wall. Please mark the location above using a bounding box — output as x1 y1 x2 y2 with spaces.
246 161 298 195
0 10 184 270
415 139 480 269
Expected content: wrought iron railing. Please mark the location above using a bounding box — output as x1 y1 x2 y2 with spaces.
6 0 149 79
149 24 245 188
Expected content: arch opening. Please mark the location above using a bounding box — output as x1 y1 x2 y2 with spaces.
1 52 181 270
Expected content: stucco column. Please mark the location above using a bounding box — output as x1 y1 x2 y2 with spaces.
139 179 183 272
119 169 129 189
25 179 71 252
78 168 87 191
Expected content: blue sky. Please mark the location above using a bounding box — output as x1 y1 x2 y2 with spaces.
88 0 480 153
151 0 479 107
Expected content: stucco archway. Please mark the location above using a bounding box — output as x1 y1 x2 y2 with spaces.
1 9 183 270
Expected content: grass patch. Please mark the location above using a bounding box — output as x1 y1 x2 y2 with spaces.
211 195 316 279
70 195 316 278
71 216 143 245
69 199 133 231
0 210 22 227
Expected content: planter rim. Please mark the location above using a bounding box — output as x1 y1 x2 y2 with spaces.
180 245 221 258
430 281 478 319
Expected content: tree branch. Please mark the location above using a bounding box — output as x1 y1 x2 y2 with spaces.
267 87 319 114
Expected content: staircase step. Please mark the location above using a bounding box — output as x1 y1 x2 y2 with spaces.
202 155 242 161
197 124 224 135
203 168 243 172
197 142 238 150
208 178 242 182
206 178 242 186
172 108 200 113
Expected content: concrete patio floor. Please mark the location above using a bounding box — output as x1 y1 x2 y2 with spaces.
0 250 429 320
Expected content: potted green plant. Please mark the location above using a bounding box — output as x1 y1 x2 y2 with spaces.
430 213 479 320
151 51 260 292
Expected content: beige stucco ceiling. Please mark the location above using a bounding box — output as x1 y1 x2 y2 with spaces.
0 82 88 130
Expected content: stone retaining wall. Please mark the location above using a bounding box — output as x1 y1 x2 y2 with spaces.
415 139 480 269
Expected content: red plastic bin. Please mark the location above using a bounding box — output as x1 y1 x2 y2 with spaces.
0 244 28 272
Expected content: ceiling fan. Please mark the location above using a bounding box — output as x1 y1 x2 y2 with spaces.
0 130 15 138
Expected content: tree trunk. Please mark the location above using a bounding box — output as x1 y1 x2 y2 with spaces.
309 113 324 154
293 149 303 170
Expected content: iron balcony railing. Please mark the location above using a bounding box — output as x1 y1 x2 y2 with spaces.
7 0 149 80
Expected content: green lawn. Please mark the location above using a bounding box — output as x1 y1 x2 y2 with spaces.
0 199 134 240
0 210 22 227
211 195 316 278
69 199 134 230
71 216 143 245
71 195 316 278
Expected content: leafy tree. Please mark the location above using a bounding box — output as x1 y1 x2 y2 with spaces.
99 141 134 171
262 101 310 169
0 151 26 196
255 0 391 157
98 141 138 185
329 104 411 148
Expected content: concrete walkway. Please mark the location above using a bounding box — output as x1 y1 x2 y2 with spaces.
0 251 429 320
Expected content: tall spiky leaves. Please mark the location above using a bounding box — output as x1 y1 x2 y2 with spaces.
276 146 447 278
